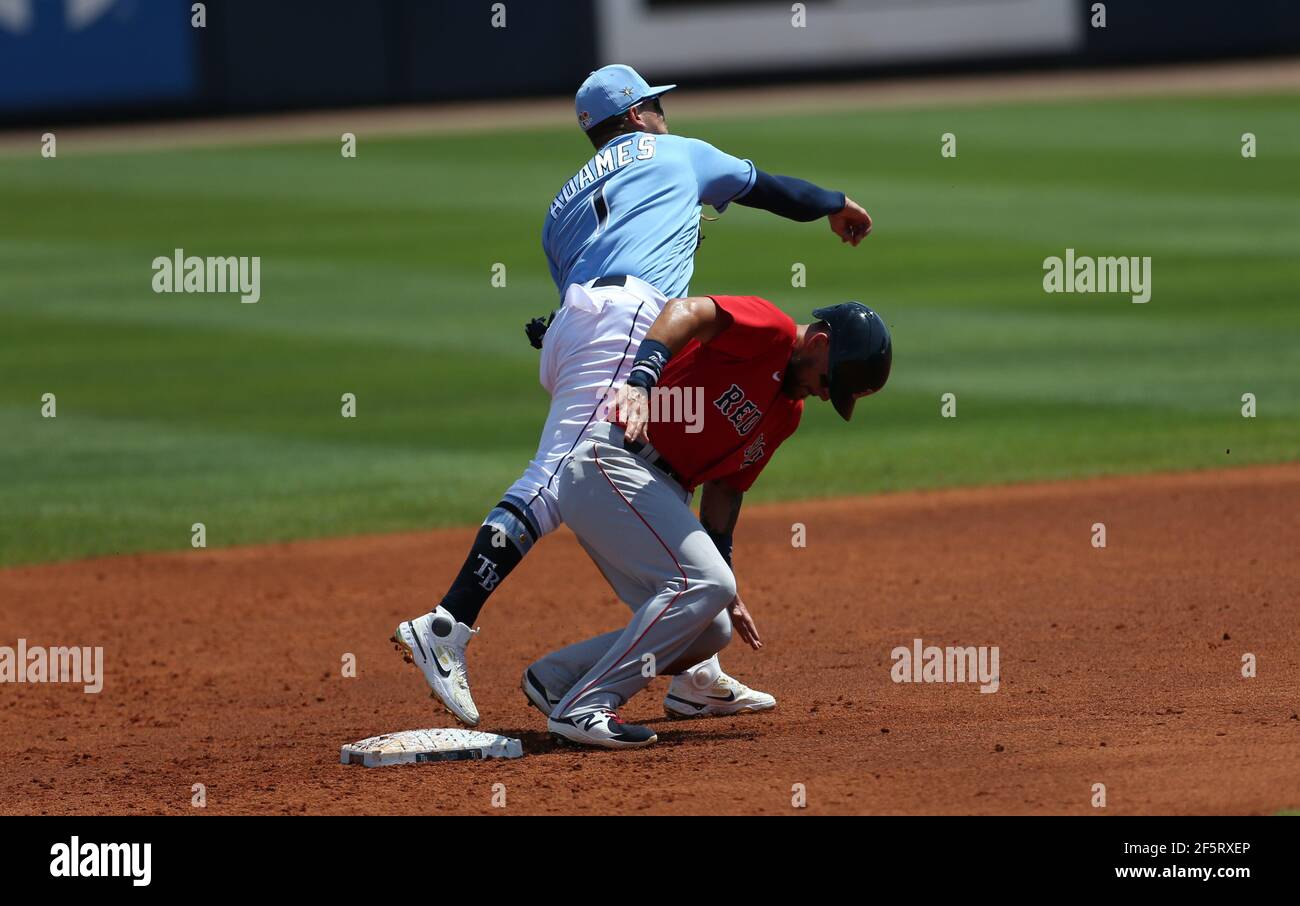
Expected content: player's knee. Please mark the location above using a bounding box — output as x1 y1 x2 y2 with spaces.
483 498 542 557
700 568 737 613
499 477 562 537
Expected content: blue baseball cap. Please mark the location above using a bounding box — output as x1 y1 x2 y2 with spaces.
575 64 676 132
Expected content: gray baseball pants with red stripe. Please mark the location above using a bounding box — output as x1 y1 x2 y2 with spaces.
537 422 736 719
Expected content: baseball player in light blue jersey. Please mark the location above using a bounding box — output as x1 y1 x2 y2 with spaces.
541 114 756 299
395 64 874 728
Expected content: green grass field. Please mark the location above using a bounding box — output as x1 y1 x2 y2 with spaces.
2 93 1297 565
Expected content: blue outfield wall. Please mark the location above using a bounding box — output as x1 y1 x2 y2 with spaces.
0 0 598 123
0 0 197 112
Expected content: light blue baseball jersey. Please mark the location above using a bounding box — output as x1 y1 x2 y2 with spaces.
542 132 757 299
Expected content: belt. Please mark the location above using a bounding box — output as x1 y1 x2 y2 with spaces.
622 435 689 489
591 274 628 289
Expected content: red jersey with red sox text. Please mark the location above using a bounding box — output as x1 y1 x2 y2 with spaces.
645 295 803 492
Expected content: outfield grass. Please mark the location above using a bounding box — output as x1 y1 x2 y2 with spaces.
1 94 1297 565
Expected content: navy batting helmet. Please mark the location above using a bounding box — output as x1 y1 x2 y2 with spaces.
811 302 892 421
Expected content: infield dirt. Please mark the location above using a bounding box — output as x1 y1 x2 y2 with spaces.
2 464 1297 815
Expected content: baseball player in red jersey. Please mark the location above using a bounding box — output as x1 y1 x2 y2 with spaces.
520 294 892 748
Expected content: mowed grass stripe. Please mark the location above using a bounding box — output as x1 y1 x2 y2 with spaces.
1 94 1296 564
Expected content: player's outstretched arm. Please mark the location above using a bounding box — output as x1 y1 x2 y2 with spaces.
643 296 726 353
735 170 873 246
700 480 762 650
616 297 725 443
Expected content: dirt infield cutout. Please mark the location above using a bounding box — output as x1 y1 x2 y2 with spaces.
2 464 1296 815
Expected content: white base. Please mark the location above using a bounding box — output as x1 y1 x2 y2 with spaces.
341 728 524 767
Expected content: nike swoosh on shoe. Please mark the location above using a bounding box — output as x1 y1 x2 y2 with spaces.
431 649 453 678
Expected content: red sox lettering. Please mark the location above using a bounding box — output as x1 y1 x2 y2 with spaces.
530 295 892 748
713 383 764 435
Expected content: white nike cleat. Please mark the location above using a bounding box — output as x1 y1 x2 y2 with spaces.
548 710 658 750
663 671 776 719
392 606 480 727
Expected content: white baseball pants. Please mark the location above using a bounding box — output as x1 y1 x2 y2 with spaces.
503 275 666 539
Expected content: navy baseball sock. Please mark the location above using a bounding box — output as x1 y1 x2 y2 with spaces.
438 501 536 626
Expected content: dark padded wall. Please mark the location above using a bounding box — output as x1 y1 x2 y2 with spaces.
1082 0 1300 61
200 0 599 112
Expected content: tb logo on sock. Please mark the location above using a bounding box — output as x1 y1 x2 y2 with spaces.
474 555 500 591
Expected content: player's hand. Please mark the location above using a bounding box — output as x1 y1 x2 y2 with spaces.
729 595 763 650
612 383 651 444
828 197 872 246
